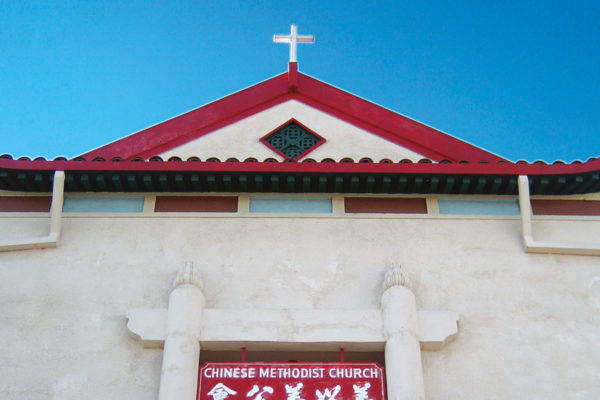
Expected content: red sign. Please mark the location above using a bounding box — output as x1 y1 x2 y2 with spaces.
198 362 386 400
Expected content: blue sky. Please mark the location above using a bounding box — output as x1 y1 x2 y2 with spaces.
1 1 598 162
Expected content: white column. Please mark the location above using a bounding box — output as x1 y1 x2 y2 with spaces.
381 265 425 400
158 262 205 400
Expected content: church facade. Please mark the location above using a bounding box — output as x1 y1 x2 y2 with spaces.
1 60 600 399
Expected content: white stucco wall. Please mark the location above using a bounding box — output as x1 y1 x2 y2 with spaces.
159 100 425 162
0 213 599 399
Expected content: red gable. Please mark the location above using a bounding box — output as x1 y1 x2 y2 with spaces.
81 63 505 163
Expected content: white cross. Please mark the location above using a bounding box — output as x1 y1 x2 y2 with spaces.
273 24 314 63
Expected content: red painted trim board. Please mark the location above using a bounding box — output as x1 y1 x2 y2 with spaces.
531 200 600 216
0 196 51 212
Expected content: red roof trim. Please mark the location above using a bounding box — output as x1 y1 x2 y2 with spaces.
81 73 291 161
134 95 290 160
2 158 600 176
80 64 506 163
293 75 504 163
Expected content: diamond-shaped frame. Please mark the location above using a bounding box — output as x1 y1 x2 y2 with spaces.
260 119 326 160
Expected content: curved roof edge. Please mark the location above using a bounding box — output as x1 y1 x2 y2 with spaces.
1 157 599 195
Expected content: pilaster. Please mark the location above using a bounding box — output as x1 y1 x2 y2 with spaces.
381 264 425 400
158 262 205 400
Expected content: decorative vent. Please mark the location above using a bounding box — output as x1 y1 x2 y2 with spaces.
260 119 325 160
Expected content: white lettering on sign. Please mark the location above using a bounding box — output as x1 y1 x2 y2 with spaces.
259 367 326 379
285 383 305 400
328 368 379 379
353 383 373 400
204 367 257 379
316 385 341 400
246 385 274 400
204 366 378 380
207 383 237 400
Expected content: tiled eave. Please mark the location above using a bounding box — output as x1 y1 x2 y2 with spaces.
1 158 599 195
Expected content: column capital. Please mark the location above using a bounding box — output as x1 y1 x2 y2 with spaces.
382 263 412 292
173 261 203 290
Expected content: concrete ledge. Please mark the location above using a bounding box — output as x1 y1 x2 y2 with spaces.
126 308 459 351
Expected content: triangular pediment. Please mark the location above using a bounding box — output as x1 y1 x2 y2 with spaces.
80 64 505 163
158 100 426 162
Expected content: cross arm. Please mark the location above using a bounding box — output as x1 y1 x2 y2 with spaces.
296 36 315 43
273 35 291 43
